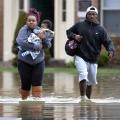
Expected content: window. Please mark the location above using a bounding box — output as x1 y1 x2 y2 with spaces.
77 0 91 21
77 0 91 11
103 11 120 34
103 0 120 9
62 0 66 21
101 0 120 35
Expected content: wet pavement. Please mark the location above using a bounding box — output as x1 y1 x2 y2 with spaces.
0 72 120 119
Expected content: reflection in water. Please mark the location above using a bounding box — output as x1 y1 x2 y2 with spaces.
2 72 14 90
54 105 74 120
93 76 120 99
0 72 120 119
43 73 78 97
20 103 44 119
54 73 74 95
0 104 20 117
77 103 100 120
0 72 20 97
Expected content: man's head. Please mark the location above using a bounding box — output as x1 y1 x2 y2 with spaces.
86 6 98 23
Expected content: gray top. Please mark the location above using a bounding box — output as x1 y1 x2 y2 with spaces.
16 25 52 65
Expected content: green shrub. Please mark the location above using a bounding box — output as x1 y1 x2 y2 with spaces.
12 11 27 67
66 61 75 68
98 51 109 67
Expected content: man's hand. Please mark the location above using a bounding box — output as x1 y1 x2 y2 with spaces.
75 35 83 42
108 51 114 61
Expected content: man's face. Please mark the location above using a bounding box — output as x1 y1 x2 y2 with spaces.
86 11 98 23
26 15 37 29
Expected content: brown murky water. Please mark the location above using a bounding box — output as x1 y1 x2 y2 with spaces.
0 72 120 119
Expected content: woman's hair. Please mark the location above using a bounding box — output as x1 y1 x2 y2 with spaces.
27 8 41 23
41 19 52 29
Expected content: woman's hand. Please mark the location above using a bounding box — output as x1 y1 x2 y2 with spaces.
38 31 45 40
40 44 43 49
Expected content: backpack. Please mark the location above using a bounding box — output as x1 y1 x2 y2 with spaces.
65 39 78 56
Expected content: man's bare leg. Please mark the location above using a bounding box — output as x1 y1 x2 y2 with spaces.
79 80 86 97
86 85 92 99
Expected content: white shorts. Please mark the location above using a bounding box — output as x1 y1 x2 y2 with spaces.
74 56 98 85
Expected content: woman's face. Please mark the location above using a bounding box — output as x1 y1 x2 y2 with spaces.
26 15 37 29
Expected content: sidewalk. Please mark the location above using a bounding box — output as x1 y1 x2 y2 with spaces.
0 61 13 68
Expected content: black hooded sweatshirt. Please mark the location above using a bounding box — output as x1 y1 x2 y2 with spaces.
66 20 115 63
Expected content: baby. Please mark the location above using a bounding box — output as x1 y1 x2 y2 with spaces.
34 27 54 41
21 28 43 60
21 25 53 60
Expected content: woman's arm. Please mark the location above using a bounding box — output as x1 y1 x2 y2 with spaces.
16 27 42 51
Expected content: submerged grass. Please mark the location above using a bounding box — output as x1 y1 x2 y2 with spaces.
0 67 17 73
46 67 120 77
0 66 120 77
97 68 120 77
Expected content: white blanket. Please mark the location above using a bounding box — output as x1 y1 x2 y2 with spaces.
21 33 41 59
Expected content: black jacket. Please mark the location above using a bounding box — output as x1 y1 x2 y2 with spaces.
66 20 115 63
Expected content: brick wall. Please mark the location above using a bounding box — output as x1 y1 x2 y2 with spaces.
110 37 120 65
0 0 3 61
92 0 99 8
75 0 100 22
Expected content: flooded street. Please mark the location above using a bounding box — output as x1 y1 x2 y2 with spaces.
0 72 120 119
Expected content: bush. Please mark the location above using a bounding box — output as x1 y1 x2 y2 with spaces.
12 11 27 67
66 61 75 68
98 51 109 67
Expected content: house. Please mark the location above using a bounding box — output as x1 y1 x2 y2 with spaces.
0 0 119 63
0 0 29 61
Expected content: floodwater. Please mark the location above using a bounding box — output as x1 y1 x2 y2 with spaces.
0 72 120 119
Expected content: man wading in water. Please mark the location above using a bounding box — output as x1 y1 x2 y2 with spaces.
66 6 115 101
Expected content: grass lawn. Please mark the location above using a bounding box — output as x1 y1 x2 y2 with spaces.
46 67 120 77
0 66 120 77
97 67 120 77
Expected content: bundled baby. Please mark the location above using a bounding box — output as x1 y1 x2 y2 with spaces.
21 27 54 59
21 28 44 59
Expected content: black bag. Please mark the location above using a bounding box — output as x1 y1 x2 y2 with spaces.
65 39 78 56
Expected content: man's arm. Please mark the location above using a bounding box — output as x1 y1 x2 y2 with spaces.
102 28 115 59
66 24 82 42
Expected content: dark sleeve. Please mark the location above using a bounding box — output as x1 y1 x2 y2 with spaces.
16 27 41 51
42 31 52 48
42 39 52 48
66 23 78 40
102 28 115 53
